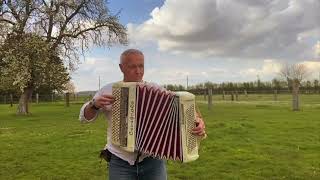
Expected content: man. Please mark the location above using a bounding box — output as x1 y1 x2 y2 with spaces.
79 49 206 180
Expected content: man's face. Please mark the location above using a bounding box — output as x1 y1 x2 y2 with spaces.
119 53 144 82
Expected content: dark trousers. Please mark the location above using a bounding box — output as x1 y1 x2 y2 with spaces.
108 154 167 180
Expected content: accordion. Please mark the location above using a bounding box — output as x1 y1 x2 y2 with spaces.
111 82 199 163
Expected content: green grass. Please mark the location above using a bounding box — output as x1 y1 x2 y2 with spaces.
1 97 320 179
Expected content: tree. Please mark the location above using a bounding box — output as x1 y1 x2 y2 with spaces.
0 33 69 114
0 0 127 114
65 81 76 94
279 63 309 111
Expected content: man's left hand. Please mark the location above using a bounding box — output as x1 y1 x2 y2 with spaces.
192 112 206 137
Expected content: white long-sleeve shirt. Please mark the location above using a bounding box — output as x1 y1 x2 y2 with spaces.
79 81 165 165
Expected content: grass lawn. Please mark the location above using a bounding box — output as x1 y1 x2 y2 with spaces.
0 97 319 179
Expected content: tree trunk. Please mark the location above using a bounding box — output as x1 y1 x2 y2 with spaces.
292 80 300 111
17 87 33 115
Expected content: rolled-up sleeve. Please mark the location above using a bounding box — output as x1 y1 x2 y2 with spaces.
79 101 99 123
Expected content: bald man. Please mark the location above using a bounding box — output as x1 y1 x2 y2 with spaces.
79 49 206 180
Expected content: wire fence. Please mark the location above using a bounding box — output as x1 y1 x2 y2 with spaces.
0 93 94 105
195 89 320 110
1 90 319 106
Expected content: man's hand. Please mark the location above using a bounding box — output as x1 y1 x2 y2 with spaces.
84 94 115 120
93 94 115 108
192 112 206 137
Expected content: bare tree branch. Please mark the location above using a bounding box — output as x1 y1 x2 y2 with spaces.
1 0 127 70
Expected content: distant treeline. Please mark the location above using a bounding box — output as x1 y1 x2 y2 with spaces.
1 78 320 96
164 78 320 94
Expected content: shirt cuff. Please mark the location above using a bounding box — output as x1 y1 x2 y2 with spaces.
79 101 99 122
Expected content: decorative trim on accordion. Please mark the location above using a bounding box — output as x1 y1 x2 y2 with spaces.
111 81 199 163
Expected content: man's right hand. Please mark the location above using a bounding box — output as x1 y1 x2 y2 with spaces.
93 94 115 108
84 94 115 120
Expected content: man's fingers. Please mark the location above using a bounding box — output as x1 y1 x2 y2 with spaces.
93 96 115 108
98 97 115 104
194 122 205 129
192 126 201 131
192 118 206 136
101 94 114 99
100 102 111 106
99 96 115 101
191 129 205 136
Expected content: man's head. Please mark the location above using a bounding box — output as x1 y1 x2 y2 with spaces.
119 49 144 82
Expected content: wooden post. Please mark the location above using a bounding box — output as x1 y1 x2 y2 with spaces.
273 90 278 101
222 91 225 100
231 91 234 101
208 88 212 110
36 93 39 104
66 93 70 107
10 94 13 107
235 91 238 101
292 81 300 111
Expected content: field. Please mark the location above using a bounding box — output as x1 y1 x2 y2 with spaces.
0 94 320 179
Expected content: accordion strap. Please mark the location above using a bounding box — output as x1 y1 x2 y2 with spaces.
134 151 142 165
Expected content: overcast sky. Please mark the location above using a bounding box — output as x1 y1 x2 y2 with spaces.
72 0 320 91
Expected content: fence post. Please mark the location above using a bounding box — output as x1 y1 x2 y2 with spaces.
235 91 238 101
36 93 39 104
273 90 278 101
10 94 13 107
222 91 225 100
66 93 70 107
292 81 300 111
231 91 234 101
208 88 212 110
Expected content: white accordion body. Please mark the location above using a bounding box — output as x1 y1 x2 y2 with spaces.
111 82 199 163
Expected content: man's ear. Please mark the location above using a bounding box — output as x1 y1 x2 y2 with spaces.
119 64 124 73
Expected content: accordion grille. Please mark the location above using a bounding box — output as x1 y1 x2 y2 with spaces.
111 88 121 144
119 88 129 146
186 104 197 153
